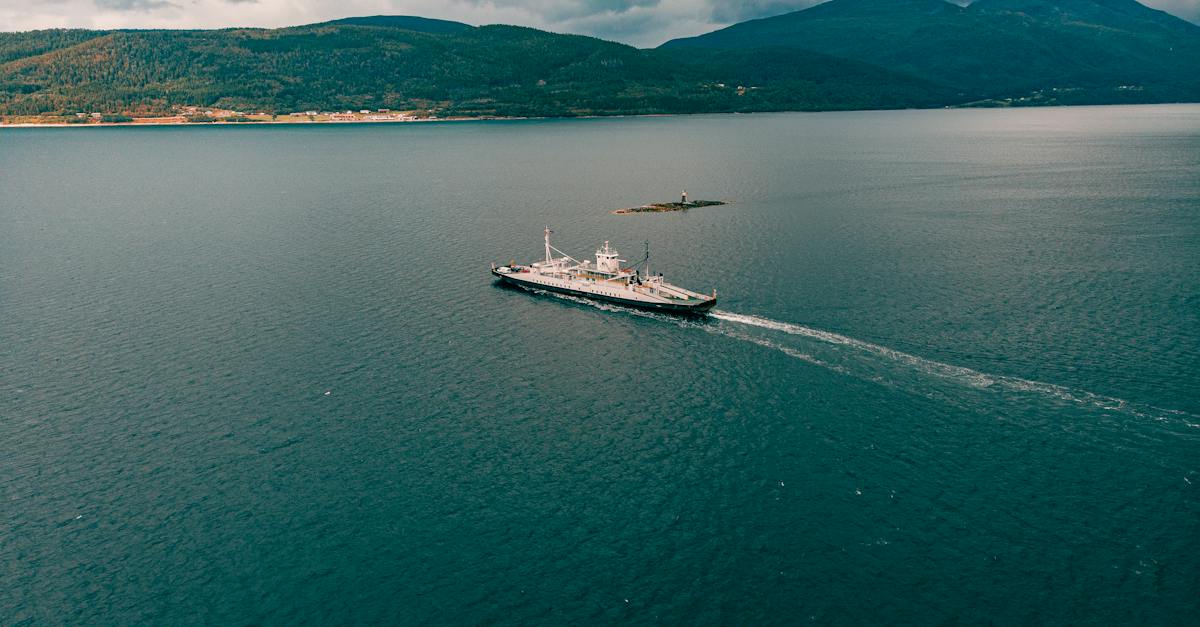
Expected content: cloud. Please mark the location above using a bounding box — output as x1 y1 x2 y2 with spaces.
1146 0 1200 21
706 1 824 24
95 0 175 9
0 0 1197 47
456 0 664 31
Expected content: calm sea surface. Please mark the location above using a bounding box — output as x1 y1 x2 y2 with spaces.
2 105 1198 624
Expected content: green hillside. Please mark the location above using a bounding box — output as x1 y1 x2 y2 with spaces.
662 0 1200 104
2 1 1197 120
0 20 947 118
320 15 474 33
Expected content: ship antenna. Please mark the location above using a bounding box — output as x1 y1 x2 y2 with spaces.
644 240 650 276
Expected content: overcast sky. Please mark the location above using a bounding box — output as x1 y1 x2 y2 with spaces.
2 0 1198 47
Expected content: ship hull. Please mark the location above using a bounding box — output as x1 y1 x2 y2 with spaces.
492 269 715 314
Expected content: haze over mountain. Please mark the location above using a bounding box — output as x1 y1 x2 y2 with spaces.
663 0 1200 102
1 0 1196 120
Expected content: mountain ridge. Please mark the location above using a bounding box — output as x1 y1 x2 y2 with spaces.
1 1 1197 120
318 15 474 33
0 21 947 118
662 0 1200 101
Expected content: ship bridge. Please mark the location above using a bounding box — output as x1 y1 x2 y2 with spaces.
594 241 624 274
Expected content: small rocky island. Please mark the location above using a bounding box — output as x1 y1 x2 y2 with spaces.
613 191 727 215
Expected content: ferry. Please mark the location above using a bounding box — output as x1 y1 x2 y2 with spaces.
491 228 717 314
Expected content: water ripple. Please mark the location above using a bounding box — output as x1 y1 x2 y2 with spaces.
515 285 1197 428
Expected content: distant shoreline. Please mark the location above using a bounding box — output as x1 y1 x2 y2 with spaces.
0 112 711 129
2 103 1195 129
0 116 519 129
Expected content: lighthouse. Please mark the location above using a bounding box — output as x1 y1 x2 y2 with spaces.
681 189 688 204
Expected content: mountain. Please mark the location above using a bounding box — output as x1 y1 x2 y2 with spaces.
662 0 1200 103
0 29 108 64
2 1 1197 120
0 21 946 118
319 15 474 34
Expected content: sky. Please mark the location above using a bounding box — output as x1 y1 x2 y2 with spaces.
1 0 1198 48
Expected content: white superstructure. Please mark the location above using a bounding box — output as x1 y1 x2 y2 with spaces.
491 228 717 313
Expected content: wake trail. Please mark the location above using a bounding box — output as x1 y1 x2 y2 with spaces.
711 310 1199 425
514 286 1197 426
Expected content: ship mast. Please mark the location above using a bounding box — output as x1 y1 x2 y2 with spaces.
544 226 552 264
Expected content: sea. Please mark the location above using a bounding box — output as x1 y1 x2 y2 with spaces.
2 105 1198 624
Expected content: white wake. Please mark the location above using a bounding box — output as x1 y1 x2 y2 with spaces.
711 310 1196 425
513 285 1197 426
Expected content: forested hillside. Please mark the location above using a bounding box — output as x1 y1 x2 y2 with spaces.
663 0 1200 104
2 0 1197 120
0 21 945 118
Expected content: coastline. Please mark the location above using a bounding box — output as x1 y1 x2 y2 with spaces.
0 115 526 129
3 102 1195 129
0 110 705 129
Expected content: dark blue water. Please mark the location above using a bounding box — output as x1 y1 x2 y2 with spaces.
2 106 1198 624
